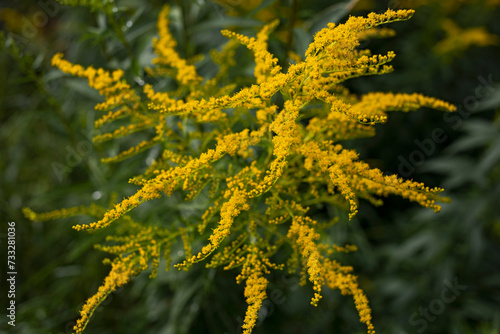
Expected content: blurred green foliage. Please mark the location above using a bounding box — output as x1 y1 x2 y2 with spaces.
1 0 499 333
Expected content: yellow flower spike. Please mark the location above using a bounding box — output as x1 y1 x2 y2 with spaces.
242 268 268 334
52 53 138 105
434 19 499 60
84 128 257 232
352 92 456 116
23 204 107 222
298 140 445 220
178 187 250 268
92 120 155 144
153 6 202 86
222 19 281 84
73 259 135 334
287 216 325 306
94 107 130 128
101 139 159 164
249 99 301 198
323 258 375 334
329 165 358 220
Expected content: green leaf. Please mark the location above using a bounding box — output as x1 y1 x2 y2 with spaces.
478 86 500 111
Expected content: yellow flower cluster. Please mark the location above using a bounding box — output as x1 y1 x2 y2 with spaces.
434 18 499 60
242 264 268 334
22 204 105 221
287 216 324 306
323 258 375 334
52 53 139 112
222 19 281 84
25 6 458 334
298 139 445 219
73 259 134 334
285 214 376 333
152 6 202 86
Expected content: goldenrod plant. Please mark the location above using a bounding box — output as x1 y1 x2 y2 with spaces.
434 18 499 61
367 0 500 62
23 6 456 334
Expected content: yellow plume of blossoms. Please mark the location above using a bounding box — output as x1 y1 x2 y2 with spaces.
25 6 456 334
